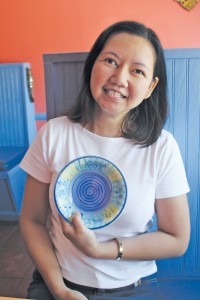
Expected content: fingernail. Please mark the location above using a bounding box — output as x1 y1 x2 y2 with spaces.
72 211 79 217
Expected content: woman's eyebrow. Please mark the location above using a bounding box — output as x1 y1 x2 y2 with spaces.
132 62 150 71
101 51 121 59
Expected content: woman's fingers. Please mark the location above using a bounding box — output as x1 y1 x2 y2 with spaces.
59 211 86 238
71 212 86 234
59 214 75 238
58 212 100 258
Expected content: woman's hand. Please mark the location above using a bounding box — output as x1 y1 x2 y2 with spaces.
59 212 101 258
55 287 88 300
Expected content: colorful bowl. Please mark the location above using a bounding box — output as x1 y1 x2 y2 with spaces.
54 156 127 229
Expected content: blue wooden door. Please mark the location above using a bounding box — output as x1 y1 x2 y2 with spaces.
157 49 200 279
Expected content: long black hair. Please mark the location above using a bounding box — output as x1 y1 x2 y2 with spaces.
67 20 168 147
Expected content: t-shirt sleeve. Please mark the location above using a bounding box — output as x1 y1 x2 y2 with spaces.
20 122 52 183
155 133 190 199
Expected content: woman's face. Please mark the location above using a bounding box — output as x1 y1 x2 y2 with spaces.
90 32 159 120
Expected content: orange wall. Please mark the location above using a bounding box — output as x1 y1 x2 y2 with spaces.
0 0 200 114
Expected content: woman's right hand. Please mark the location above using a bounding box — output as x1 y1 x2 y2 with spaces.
55 287 88 300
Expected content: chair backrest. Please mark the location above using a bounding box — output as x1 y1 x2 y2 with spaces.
43 52 87 120
0 63 36 147
43 49 200 278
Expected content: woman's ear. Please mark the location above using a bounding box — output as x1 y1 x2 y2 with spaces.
144 77 159 99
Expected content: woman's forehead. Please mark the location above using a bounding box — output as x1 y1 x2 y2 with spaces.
100 32 156 67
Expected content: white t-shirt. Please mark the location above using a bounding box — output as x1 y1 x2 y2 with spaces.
20 116 189 289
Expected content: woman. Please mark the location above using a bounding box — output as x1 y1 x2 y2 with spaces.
20 20 190 300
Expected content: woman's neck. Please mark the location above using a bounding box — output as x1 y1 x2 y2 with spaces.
85 114 123 138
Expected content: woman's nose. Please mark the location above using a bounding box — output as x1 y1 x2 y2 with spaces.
110 66 129 88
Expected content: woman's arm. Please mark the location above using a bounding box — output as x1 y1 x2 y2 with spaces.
122 194 190 260
20 175 87 300
60 194 190 260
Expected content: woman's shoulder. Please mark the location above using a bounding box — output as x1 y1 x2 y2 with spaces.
35 117 76 142
48 116 70 126
160 128 173 137
158 129 175 144
153 129 180 154
41 116 74 132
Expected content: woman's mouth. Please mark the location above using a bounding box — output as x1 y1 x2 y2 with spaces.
104 88 127 99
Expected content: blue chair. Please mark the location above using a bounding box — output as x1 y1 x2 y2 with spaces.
0 63 36 220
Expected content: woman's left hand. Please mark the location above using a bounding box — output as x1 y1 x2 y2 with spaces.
59 212 101 258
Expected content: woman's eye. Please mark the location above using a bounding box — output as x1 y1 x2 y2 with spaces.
133 69 145 76
105 58 117 66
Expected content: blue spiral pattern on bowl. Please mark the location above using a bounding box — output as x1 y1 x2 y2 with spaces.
72 170 112 212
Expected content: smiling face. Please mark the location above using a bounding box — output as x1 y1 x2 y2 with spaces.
90 32 159 122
